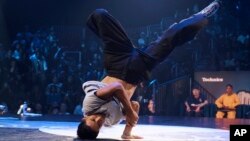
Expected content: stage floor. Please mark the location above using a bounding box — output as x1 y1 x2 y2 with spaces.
0 115 249 141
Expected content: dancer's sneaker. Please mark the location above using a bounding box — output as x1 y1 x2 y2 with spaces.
198 0 220 18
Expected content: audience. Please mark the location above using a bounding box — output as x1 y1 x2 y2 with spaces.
0 26 104 115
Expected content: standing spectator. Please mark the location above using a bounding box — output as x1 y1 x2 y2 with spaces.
185 87 208 117
74 103 84 115
215 84 240 119
29 49 48 74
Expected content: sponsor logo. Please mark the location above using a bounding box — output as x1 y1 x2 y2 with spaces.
202 77 223 82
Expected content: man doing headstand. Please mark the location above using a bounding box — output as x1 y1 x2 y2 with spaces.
77 1 220 139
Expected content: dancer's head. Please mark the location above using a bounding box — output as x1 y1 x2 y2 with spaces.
77 114 105 139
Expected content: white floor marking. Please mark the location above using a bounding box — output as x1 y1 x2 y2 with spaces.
0 117 229 141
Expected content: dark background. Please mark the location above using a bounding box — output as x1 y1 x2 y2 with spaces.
2 0 249 40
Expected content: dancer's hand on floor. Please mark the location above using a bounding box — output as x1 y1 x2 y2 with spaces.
121 134 143 139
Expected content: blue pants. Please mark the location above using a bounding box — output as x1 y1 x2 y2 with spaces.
87 9 208 84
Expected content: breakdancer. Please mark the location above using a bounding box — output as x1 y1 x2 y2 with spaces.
78 1 220 139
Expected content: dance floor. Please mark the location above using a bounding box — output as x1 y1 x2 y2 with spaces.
0 115 249 141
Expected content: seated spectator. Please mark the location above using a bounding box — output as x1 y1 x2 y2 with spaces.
46 76 63 113
50 102 60 115
46 85 62 106
73 103 83 115
73 97 84 115
237 91 250 105
215 84 240 119
185 87 208 117
147 99 155 115
59 103 70 115
0 102 8 115
29 85 45 114
0 82 14 112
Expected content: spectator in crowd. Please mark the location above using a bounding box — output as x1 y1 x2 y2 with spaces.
29 49 48 74
133 82 154 115
237 32 249 46
0 43 5 60
185 87 208 117
215 84 240 119
61 93 73 115
74 103 84 115
29 85 45 114
34 103 43 114
50 103 60 115
147 99 155 115
63 75 78 97
0 102 8 115
59 103 70 115
46 76 63 113
137 32 147 49
73 95 84 115
12 43 23 61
